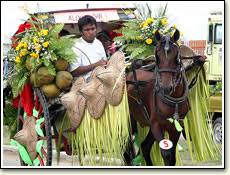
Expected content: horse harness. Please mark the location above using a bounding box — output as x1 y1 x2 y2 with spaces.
126 37 202 123
126 60 152 125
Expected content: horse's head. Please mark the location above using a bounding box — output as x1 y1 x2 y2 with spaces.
155 29 182 95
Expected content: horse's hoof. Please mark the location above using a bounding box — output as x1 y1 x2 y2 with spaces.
160 149 171 160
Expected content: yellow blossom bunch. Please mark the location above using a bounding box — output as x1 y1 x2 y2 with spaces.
160 17 168 26
14 26 51 64
30 52 39 59
16 42 28 51
42 41 49 48
146 17 154 24
145 38 153 45
38 29 49 37
136 16 180 46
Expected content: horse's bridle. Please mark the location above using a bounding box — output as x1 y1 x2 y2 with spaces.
154 36 189 120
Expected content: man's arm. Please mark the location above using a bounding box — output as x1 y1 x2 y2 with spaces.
71 59 107 77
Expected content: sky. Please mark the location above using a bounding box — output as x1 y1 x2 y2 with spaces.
1 1 224 43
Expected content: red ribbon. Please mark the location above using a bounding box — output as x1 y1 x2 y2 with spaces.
12 83 34 116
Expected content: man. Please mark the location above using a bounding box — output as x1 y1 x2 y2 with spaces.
70 15 107 80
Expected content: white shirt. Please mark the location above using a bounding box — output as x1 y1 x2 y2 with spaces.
69 37 106 80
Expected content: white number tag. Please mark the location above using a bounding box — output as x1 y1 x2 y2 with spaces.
159 139 173 150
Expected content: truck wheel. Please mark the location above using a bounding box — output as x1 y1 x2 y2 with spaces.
213 117 222 144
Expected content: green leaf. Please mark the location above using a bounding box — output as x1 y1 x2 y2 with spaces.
36 140 44 158
130 46 147 59
174 120 183 132
47 64 56 76
48 23 64 38
33 157 40 166
167 118 174 123
35 117 45 137
132 155 143 166
33 108 39 118
10 139 33 165
23 112 27 120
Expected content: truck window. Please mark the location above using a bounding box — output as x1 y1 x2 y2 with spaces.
208 24 213 42
214 24 222 44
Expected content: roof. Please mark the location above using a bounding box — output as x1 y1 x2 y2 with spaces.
35 7 136 14
40 8 137 23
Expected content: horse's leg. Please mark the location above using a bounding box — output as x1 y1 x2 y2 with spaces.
141 129 155 166
168 130 181 166
160 130 181 166
150 122 172 166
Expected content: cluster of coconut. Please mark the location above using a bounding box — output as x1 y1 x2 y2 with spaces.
28 58 73 98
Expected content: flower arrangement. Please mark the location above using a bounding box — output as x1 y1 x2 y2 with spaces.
8 13 77 98
114 4 182 60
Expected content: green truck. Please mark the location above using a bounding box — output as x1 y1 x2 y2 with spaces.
206 11 223 144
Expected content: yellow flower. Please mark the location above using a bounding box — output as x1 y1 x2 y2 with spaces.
19 50 27 57
140 21 145 28
30 52 39 59
180 31 184 37
42 41 49 48
146 17 154 24
142 22 148 28
40 29 49 36
34 43 41 51
38 14 48 20
33 37 39 44
152 29 157 34
173 24 177 29
17 42 24 48
16 46 20 51
15 56 21 63
161 18 168 26
22 42 28 48
145 38 153 45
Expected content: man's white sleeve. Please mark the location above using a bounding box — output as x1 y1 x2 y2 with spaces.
69 47 83 72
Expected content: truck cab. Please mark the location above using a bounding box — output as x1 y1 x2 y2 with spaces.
205 11 223 144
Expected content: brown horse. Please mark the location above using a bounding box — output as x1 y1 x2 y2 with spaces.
125 29 196 166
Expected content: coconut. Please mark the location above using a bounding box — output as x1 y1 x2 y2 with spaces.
56 71 73 90
37 66 55 85
30 72 41 87
41 84 60 98
54 59 69 71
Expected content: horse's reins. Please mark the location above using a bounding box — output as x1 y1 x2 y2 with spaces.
126 60 153 124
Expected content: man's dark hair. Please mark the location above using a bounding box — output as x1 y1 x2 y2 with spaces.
78 15 97 32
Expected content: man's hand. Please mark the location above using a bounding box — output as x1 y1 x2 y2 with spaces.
94 59 107 67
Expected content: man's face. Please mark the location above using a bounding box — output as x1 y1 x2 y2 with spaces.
81 24 97 42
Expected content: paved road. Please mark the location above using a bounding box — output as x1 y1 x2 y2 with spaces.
2 145 80 167
2 142 222 167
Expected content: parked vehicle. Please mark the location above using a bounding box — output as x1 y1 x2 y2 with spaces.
206 11 223 144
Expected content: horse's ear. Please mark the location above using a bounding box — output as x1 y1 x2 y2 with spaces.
155 30 161 41
172 29 180 42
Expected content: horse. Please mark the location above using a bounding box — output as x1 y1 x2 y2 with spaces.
125 29 202 166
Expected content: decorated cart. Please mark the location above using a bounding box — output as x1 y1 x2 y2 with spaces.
4 4 221 167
